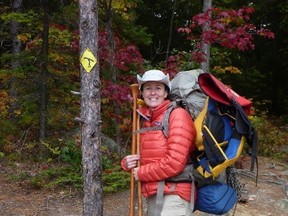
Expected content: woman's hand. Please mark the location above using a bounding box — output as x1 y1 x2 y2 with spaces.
125 154 140 170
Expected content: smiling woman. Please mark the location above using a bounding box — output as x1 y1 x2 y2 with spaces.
140 81 168 109
137 70 170 109
121 69 197 216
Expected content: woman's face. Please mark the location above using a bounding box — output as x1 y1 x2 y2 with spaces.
141 81 168 109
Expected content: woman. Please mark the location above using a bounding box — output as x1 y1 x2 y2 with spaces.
121 69 196 216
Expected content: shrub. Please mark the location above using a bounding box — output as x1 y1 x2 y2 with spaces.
252 115 288 162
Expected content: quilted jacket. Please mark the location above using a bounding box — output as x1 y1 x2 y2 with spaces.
121 99 196 201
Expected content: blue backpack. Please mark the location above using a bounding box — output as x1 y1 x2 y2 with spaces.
195 183 237 215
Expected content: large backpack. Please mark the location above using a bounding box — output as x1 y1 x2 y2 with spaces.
161 70 257 215
136 69 258 215
162 69 258 180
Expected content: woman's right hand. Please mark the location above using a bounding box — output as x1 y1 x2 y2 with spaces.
124 154 140 169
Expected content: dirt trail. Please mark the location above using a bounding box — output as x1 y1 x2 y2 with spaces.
0 156 287 216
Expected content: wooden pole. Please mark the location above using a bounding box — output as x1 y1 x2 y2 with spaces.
130 84 143 216
136 110 143 216
130 84 138 216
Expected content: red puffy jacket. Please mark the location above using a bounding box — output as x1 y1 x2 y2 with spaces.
121 100 196 202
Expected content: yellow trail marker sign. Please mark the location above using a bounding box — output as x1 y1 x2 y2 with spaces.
80 48 97 73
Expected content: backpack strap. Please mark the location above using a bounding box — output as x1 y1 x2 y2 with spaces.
134 125 163 134
231 98 259 180
202 125 227 166
227 98 259 186
155 165 196 216
134 101 177 137
161 101 178 138
155 180 165 216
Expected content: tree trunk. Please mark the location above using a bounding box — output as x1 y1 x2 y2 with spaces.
200 0 212 73
79 0 103 215
9 0 23 122
39 0 50 142
105 1 123 155
99 0 123 155
107 8 116 82
165 0 177 64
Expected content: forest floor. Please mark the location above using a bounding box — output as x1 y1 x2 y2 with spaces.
0 156 287 216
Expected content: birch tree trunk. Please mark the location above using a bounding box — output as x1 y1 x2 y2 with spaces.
79 0 103 215
200 0 212 73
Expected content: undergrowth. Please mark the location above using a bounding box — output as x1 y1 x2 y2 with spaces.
251 115 288 162
8 139 130 193
6 115 288 192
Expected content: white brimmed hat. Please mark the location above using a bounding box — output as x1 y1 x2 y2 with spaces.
137 70 171 92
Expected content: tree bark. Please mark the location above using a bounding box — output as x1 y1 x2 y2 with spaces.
9 0 23 122
165 0 177 64
39 0 50 141
79 0 103 215
105 0 123 155
200 0 212 73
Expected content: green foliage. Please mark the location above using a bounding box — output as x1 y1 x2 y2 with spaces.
49 26 72 47
9 139 84 189
210 47 233 69
0 10 40 24
52 2 79 27
0 10 41 42
60 140 82 166
0 119 19 153
9 171 31 182
9 164 83 190
0 152 5 158
114 17 152 46
42 166 83 189
41 139 81 164
101 144 130 192
252 115 288 162
9 139 131 192
9 161 130 192
169 49 199 71
42 141 61 156
102 165 130 193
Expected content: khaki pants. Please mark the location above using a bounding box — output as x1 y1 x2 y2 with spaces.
147 194 193 216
